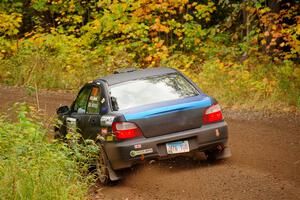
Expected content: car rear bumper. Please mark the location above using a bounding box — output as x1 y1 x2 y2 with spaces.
104 121 228 170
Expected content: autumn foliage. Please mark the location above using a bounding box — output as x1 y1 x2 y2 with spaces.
0 0 299 109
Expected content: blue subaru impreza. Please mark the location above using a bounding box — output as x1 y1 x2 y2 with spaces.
56 67 231 184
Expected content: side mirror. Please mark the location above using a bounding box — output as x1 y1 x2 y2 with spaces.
57 106 69 114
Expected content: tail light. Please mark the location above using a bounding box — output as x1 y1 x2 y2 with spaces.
203 103 223 124
112 122 142 140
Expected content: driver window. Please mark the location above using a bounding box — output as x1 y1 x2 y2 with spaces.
73 86 91 114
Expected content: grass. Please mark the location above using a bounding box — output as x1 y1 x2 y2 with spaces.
0 104 97 200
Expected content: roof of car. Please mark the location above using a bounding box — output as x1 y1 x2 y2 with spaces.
95 67 178 86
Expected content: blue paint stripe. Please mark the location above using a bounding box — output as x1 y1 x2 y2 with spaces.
121 94 209 114
124 97 211 121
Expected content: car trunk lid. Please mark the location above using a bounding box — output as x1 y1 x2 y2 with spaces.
122 95 212 138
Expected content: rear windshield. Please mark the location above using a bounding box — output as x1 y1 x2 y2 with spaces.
110 73 199 111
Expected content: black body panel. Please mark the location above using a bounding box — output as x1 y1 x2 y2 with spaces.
104 121 228 170
69 113 101 139
131 107 205 138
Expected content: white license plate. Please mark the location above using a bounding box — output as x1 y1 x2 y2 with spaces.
166 141 190 154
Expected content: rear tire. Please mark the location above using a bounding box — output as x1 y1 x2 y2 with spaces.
205 145 231 162
205 146 222 162
96 144 110 185
205 150 218 162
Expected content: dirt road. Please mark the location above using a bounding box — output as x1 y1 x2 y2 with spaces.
1 86 299 200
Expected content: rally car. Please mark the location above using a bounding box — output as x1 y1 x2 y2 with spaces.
55 67 231 184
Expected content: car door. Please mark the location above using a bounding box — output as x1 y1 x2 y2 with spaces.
68 83 107 139
84 84 105 139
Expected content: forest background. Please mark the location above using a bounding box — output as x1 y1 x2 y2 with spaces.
0 0 299 110
0 1 299 199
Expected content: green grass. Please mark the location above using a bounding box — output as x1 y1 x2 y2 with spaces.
0 104 96 200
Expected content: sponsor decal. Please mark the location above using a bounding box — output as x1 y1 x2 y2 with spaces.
101 128 108 135
134 144 142 149
100 115 115 126
66 117 77 133
88 102 98 108
106 135 114 141
130 148 153 157
215 129 220 137
89 96 98 101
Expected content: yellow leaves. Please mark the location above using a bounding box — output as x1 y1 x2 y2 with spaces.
256 3 300 60
0 12 22 36
158 24 170 33
216 59 225 72
264 31 270 37
258 7 271 15
229 79 235 84
144 55 152 62
179 6 185 13
293 68 300 79
271 24 277 31
262 77 268 84
121 3 128 10
183 14 193 21
24 32 34 38
92 19 100 29
194 38 200 45
279 42 285 47
65 65 75 74
154 40 164 48
272 32 282 38
155 17 160 24
296 22 300 35
261 39 267 45
69 0 75 12
73 15 83 23
194 1 215 21
181 0 188 4
50 27 56 34
151 19 170 33
245 6 256 14
192 2 198 7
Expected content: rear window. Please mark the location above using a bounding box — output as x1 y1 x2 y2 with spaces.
110 73 199 111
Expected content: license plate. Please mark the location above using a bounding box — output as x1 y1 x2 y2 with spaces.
166 141 190 154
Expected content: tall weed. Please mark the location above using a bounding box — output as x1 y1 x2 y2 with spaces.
0 104 97 200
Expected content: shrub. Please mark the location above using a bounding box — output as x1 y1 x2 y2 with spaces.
0 104 97 200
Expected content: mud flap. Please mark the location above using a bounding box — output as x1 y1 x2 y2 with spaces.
107 161 122 181
216 147 232 160
96 140 122 182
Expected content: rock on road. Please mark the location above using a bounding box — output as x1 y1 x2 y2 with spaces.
0 86 299 200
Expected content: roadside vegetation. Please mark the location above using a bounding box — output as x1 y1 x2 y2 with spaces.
0 103 98 200
0 0 299 110
0 1 299 199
